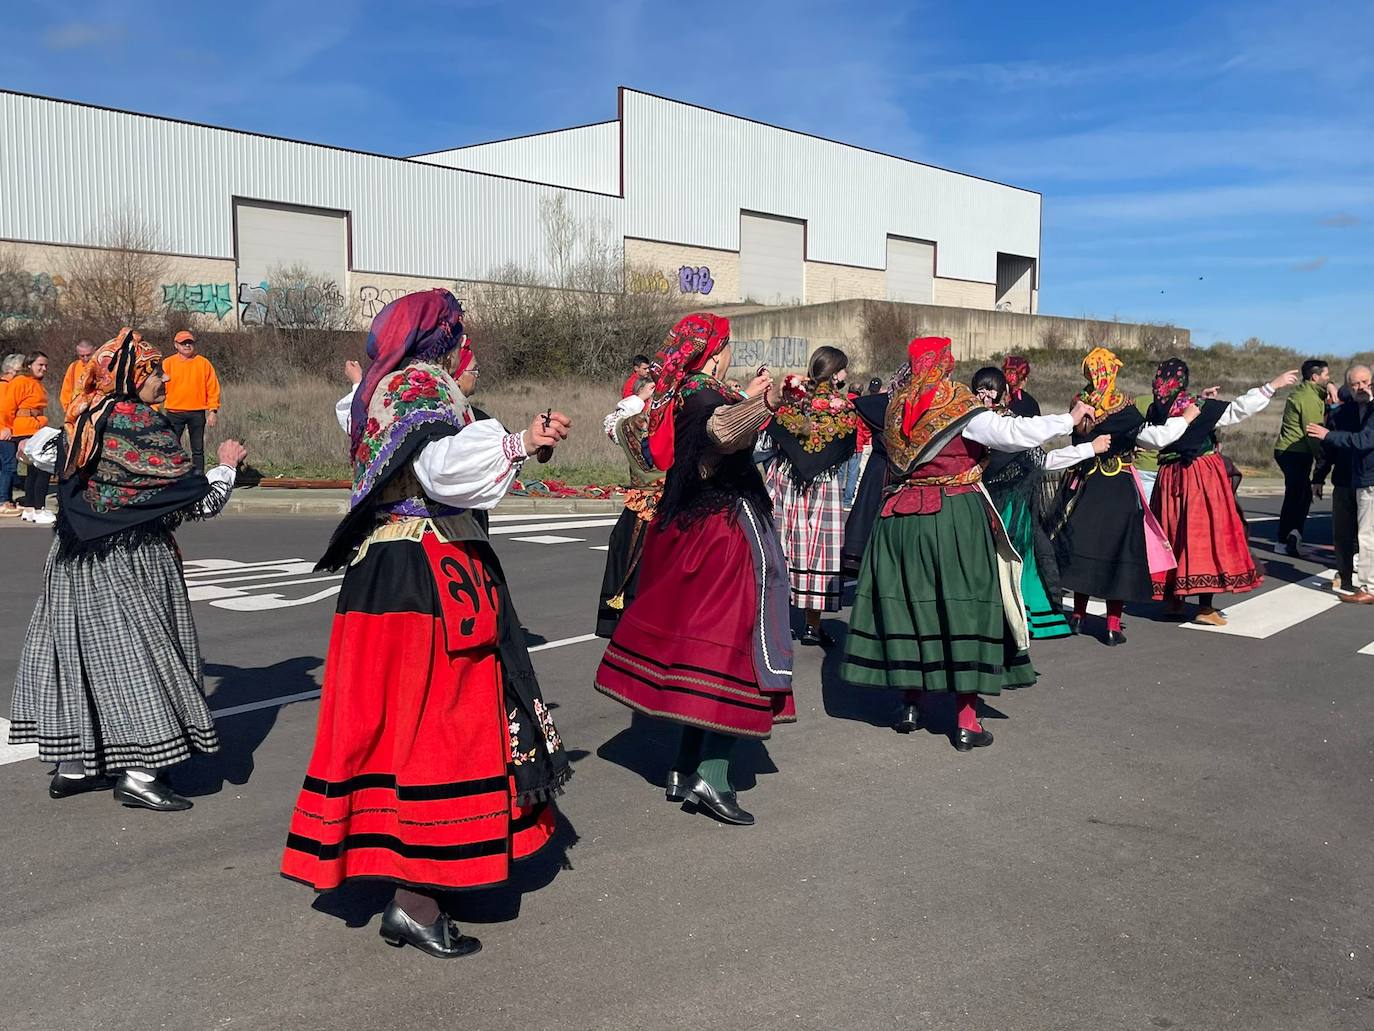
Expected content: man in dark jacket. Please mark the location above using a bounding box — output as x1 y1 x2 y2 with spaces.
1309 364 1374 601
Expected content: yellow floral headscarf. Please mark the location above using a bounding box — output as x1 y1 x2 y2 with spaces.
1078 346 1129 419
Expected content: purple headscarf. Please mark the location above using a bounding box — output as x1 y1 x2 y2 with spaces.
349 288 466 455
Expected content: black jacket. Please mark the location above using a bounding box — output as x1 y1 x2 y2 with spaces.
1316 401 1374 489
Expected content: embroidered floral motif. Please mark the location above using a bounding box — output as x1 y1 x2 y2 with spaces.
508 708 537 766
533 698 562 754
775 379 858 453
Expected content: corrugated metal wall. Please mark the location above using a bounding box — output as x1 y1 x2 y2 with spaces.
0 92 624 282
995 254 1036 313
411 122 620 197
619 90 1040 284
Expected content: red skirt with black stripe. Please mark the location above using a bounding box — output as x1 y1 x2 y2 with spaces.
594 506 796 739
1150 452 1263 600
281 533 554 892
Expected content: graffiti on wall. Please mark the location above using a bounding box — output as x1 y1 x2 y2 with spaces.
0 271 64 320
358 285 408 318
729 336 811 372
162 282 233 320
627 269 671 295
237 280 346 327
678 266 714 295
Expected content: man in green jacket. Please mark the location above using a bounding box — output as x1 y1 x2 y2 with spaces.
1274 359 1333 556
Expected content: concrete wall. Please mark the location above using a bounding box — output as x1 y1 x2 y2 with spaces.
724 298 1191 376
804 261 885 304
933 277 997 310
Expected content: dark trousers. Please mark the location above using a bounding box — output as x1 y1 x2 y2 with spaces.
1332 486 1357 587
0 439 16 504
167 409 207 472
1274 450 1315 541
22 465 50 509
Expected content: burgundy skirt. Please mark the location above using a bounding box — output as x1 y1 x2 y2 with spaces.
595 503 795 739
282 534 554 893
1150 452 1263 599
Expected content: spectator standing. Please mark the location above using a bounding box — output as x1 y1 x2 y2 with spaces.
0 352 23 515
620 353 651 398
1273 359 1331 557
1310 364 1374 599
58 338 95 408
0 351 54 525
162 330 222 472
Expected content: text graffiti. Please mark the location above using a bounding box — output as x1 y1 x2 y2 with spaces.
358 285 407 318
0 271 64 321
162 282 233 320
237 279 345 327
729 336 811 373
678 266 714 295
627 269 671 295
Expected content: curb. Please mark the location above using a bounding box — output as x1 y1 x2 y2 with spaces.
224 495 625 516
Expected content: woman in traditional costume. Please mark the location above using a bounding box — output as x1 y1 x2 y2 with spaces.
972 366 1108 641
762 347 858 645
841 338 1092 749
281 290 573 959
840 386 890 576
595 381 664 637
9 329 246 811
595 313 792 827
1147 358 1297 625
1052 347 1199 645
1002 354 1041 417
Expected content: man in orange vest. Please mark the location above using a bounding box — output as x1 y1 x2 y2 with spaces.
162 330 222 472
58 339 95 409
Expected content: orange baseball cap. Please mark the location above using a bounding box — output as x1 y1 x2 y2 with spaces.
174 330 196 344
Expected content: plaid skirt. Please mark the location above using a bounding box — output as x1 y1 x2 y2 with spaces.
9 535 219 775
766 461 844 611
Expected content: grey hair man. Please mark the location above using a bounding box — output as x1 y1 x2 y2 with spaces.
1310 364 1374 599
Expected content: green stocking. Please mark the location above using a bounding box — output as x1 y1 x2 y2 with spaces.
695 731 736 792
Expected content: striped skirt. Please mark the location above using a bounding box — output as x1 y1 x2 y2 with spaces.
766 461 844 612
9 535 220 775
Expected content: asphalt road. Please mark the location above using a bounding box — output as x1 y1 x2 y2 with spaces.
0 499 1370 1031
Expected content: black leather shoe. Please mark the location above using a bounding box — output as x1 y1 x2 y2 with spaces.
953 727 994 751
379 901 481 959
682 776 755 826
1067 614 1083 635
49 773 115 799
1105 629 1127 646
798 625 825 647
112 774 193 812
894 704 923 734
664 769 689 802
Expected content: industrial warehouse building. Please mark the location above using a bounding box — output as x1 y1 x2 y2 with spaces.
0 87 1043 330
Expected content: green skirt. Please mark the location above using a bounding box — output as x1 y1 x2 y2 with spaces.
999 495 1071 640
842 492 1036 695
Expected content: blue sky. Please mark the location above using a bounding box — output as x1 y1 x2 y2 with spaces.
3 0 1370 351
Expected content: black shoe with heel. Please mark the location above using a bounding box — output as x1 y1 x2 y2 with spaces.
1067 614 1083 635
953 727 994 752
682 776 755 826
49 773 115 799
112 773 193 812
1105 629 1127 646
378 901 481 959
894 704 923 734
664 769 689 803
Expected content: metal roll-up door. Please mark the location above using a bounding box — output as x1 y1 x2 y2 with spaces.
740 212 804 305
885 236 935 303
996 254 1036 313
234 199 348 303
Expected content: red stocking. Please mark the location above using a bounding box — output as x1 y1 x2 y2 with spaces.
1073 593 1089 618
956 694 982 732
1106 600 1124 633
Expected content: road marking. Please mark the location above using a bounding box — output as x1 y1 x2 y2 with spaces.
211 689 322 718
489 511 615 523
511 534 585 545
529 633 600 652
489 518 617 535
1182 570 1338 639
0 719 38 765
589 545 609 551
1358 640 1374 656
1060 594 1108 616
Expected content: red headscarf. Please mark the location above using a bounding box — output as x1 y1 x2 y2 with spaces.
646 312 731 470
1002 355 1030 401
899 337 956 437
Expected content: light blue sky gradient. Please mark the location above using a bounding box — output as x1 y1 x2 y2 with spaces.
3 0 1369 351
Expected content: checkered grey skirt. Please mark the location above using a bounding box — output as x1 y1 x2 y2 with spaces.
766 461 845 612
9 535 220 775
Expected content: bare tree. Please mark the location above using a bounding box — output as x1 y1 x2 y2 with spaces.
61 212 171 329
859 300 924 376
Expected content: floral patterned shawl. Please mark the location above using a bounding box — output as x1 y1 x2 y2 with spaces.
885 337 983 477
1079 346 1131 419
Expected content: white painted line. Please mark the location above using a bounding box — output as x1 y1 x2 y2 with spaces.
0 718 38 766
211 689 322 719
1358 640 1374 656
589 545 609 551
1060 594 1108 616
488 511 614 523
1182 570 1338 638
511 535 585 545
183 564 318 586
489 518 617 535
529 633 600 653
184 558 309 575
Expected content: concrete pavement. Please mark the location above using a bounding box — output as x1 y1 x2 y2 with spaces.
0 499 1369 1030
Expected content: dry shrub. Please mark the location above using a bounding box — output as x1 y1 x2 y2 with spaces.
858 300 923 376
61 212 170 330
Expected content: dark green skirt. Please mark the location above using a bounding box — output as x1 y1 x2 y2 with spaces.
841 492 1036 695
